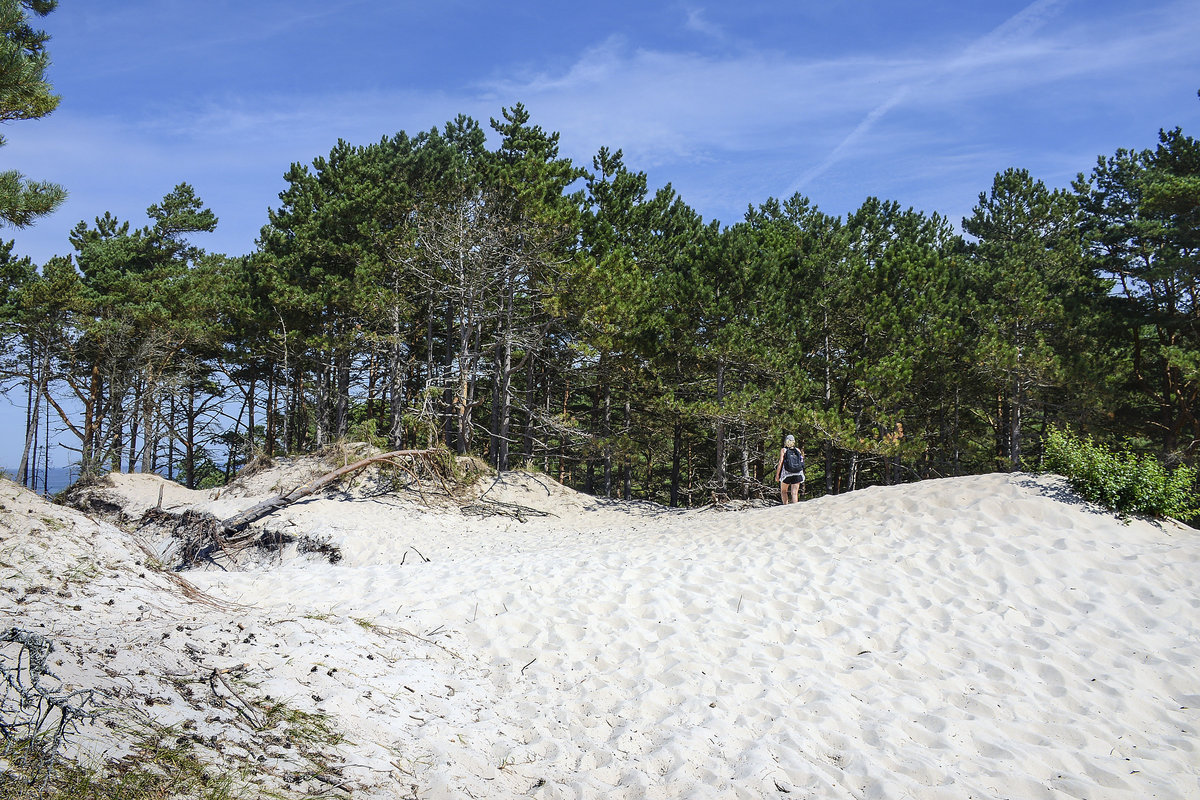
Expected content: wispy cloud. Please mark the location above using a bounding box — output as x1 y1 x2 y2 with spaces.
683 6 727 43
788 0 1072 194
8 0 1199 264
475 0 1199 209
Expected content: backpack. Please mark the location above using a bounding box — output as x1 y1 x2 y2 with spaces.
783 447 803 472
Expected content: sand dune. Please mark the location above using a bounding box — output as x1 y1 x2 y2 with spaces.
3 467 1198 799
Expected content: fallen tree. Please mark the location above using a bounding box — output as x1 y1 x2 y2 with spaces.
220 448 441 534
145 449 443 567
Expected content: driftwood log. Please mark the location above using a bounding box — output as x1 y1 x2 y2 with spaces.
158 449 439 565
220 449 437 534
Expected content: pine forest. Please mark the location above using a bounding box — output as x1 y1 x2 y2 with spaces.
3 100 1199 504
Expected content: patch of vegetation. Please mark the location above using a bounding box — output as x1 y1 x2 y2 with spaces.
259 699 344 749
346 417 388 450
0 730 243 800
297 535 342 564
60 558 99 585
447 453 488 493
2 629 354 799
236 453 275 481
314 439 373 468
0 707 351 800
1044 427 1199 521
37 515 67 532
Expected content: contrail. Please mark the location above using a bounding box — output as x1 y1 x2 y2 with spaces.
786 0 1071 196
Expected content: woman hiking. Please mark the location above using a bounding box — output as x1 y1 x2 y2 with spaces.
775 434 805 504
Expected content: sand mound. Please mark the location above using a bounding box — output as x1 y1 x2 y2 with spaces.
4 471 1199 798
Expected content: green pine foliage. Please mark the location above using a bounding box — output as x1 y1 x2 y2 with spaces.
1076 127 1200 462
0 0 65 228
1044 427 1198 521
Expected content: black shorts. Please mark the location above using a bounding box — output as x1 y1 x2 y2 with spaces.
781 475 804 485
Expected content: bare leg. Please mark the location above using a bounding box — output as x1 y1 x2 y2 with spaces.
779 483 788 504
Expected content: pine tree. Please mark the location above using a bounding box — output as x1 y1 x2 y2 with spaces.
1077 126 1200 460
67 184 218 479
484 104 583 471
964 168 1092 471
0 0 64 227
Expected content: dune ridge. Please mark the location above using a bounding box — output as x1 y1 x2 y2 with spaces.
3 468 1198 798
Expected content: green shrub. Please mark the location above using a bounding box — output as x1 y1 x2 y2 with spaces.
347 416 388 449
1044 427 1198 521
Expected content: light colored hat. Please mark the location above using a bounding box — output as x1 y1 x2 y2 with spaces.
785 434 796 446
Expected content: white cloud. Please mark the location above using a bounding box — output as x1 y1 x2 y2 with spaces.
683 6 727 43
476 0 1200 209
6 0 1198 265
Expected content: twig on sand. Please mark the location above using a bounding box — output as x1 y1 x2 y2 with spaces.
359 624 461 659
399 547 430 566
311 771 355 793
461 498 552 523
209 666 264 729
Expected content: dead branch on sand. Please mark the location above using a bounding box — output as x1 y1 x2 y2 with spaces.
1 628 103 788
221 449 440 535
150 449 440 567
460 498 553 523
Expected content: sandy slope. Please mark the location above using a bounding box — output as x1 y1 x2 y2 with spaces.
3 467 1199 799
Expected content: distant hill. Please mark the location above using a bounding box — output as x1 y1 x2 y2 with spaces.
0 465 77 496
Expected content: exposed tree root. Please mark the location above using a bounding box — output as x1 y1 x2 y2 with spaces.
1 629 104 790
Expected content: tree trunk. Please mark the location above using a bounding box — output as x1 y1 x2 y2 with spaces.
219 449 436 535
494 331 513 471
1009 377 1023 472
670 421 682 508
314 349 330 449
602 380 612 497
740 426 750 500
246 376 257 458
334 347 351 441
140 372 157 474
40 401 49 495
824 441 834 495
167 394 176 481
82 365 101 475
522 358 537 463
225 396 248 485
265 368 276 457
185 384 196 489
389 304 407 449
438 297 454 450
127 379 141 474
453 304 475 456
824 310 834 494
558 383 569 485
288 364 302 453
714 361 727 492
18 344 50 488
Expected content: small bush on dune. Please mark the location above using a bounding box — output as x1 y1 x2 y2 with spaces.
1044 427 1198 521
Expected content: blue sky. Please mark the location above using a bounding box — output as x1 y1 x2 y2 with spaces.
3 0 1200 470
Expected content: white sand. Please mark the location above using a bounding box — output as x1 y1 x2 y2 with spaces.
3 468 1199 799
